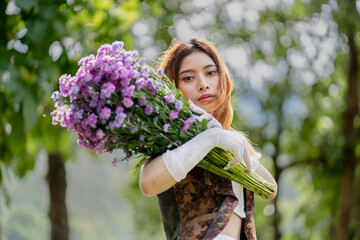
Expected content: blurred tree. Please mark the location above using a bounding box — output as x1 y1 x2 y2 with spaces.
1 0 140 239
333 0 359 239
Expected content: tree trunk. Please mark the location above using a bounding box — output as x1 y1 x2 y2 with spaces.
336 28 359 240
356 167 360 240
273 164 281 240
45 153 69 240
0 0 7 45
273 125 282 240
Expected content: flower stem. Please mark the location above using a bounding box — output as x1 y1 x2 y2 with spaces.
196 148 275 199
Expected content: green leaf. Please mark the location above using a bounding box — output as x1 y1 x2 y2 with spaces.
26 19 48 42
16 155 35 178
15 0 38 10
8 112 26 155
22 90 38 131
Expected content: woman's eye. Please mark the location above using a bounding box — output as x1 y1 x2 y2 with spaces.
208 71 217 76
182 76 193 81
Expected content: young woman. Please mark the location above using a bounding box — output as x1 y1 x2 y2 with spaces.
139 39 277 240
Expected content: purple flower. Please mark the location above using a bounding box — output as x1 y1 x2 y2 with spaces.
97 98 106 109
139 134 145 142
182 116 196 131
144 105 153 115
59 74 72 97
130 127 138 134
104 82 116 93
54 100 64 108
142 66 150 74
100 107 111 120
163 123 170 132
51 91 62 102
123 97 134 108
164 94 175 103
78 54 95 67
169 110 179 120
115 106 124 114
120 76 131 88
77 139 92 151
155 82 162 90
97 44 112 56
157 68 164 75
175 101 183 111
182 123 190 131
135 78 145 87
101 82 116 98
96 129 105 139
111 41 124 53
117 112 127 119
145 79 154 91
128 69 139 79
51 110 62 125
87 113 98 128
112 157 118 167
76 67 86 81
93 72 103 84
138 96 146 106
122 85 135 97
74 109 83 119
89 99 98 108
110 112 126 130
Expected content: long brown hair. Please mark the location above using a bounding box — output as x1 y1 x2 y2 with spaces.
158 39 233 130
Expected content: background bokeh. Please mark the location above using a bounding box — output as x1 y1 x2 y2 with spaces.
0 0 359 239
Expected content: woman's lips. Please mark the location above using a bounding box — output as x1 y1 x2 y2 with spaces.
198 94 215 102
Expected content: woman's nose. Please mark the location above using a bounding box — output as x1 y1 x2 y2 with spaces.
198 75 210 91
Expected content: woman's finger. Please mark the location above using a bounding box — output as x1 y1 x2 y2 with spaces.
188 99 206 115
242 147 254 173
197 113 212 121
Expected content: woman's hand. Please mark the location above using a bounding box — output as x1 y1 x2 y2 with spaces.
212 129 257 173
163 128 256 183
188 99 222 128
188 100 259 172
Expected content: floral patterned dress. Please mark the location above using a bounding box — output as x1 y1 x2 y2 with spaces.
157 167 257 240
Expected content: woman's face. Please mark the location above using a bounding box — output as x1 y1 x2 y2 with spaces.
177 51 220 114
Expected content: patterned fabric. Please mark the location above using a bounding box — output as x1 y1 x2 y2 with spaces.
241 189 257 240
157 167 257 240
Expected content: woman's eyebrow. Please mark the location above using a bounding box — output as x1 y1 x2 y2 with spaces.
179 69 195 75
179 64 216 75
203 64 216 69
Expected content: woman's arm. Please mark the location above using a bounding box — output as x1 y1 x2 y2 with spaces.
139 128 254 197
254 164 278 200
139 155 177 197
140 155 278 199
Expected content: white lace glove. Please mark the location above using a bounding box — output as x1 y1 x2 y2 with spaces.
188 100 260 172
188 100 222 128
223 131 260 173
163 128 255 182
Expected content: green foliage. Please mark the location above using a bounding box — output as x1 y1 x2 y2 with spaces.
0 0 143 179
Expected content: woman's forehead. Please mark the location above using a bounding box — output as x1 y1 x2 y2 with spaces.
179 51 216 69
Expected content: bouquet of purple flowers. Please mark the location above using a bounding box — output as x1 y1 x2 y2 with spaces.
51 41 274 198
